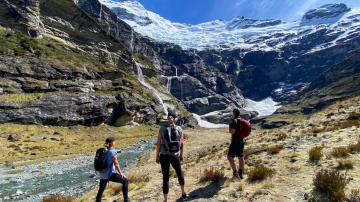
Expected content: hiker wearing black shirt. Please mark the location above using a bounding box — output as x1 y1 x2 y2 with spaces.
227 108 245 179
96 137 130 202
156 113 188 202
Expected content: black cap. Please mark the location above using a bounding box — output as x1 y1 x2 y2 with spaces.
105 137 116 144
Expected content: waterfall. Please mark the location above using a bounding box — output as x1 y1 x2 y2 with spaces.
136 63 168 116
167 77 171 93
99 4 102 22
130 29 134 53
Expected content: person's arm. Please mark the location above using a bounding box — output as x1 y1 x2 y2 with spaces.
112 154 125 178
229 120 235 134
156 133 161 163
180 132 184 161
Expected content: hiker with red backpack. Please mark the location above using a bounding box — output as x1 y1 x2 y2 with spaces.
95 137 131 202
156 112 188 202
228 108 251 179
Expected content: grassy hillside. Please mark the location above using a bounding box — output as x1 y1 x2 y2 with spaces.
77 96 360 202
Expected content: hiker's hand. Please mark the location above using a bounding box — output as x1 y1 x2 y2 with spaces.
180 155 183 161
228 120 232 124
120 172 126 178
229 128 236 135
156 156 160 163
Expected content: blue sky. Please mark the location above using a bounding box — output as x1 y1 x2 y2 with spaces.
125 0 360 24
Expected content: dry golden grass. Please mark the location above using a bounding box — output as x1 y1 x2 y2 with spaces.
5 169 24 174
313 168 350 202
336 159 354 170
42 195 76 202
308 146 323 162
266 145 283 155
199 167 225 183
348 189 360 202
348 140 360 153
128 174 150 183
331 147 350 158
247 164 275 182
0 123 158 165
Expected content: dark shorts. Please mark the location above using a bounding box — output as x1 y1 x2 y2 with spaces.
227 141 244 158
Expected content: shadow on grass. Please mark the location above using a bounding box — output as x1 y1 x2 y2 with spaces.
175 177 227 202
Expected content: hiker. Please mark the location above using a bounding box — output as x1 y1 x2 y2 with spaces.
96 137 130 202
156 113 187 202
228 108 245 179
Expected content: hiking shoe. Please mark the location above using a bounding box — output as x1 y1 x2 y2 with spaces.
182 193 189 201
232 170 239 179
238 169 243 180
124 198 131 202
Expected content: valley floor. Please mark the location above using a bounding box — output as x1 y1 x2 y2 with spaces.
79 96 360 202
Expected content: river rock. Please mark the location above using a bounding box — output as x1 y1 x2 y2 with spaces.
8 134 22 142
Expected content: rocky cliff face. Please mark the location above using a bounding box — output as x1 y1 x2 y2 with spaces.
141 37 246 116
0 0 191 126
76 0 248 117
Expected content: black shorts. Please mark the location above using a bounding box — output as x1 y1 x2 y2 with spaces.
227 141 244 158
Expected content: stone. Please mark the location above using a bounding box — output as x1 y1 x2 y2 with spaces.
8 134 22 142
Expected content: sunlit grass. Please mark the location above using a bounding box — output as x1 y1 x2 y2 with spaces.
0 123 158 165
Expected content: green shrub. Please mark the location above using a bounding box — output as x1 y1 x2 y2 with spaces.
313 169 350 202
247 164 275 182
199 167 224 183
308 146 323 162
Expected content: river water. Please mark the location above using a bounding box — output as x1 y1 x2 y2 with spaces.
0 139 156 202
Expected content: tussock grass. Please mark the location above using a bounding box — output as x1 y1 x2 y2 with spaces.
313 168 350 202
348 189 360 202
199 167 224 183
308 146 323 162
331 147 350 158
108 183 123 195
347 112 360 120
266 145 283 155
237 182 244 191
42 195 76 202
128 174 150 183
247 164 275 182
348 140 360 153
336 159 354 170
277 132 287 141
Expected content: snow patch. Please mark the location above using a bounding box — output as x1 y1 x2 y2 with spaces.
244 97 282 117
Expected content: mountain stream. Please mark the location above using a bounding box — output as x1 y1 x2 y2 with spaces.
0 138 156 202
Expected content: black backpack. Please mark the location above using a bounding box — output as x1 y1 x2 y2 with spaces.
163 124 181 153
94 148 109 173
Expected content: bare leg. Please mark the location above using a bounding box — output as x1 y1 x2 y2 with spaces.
227 156 237 171
181 185 185 195
164 194 168 202
238 157 244 170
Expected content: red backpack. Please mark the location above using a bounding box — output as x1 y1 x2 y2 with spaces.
234 118 251 138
